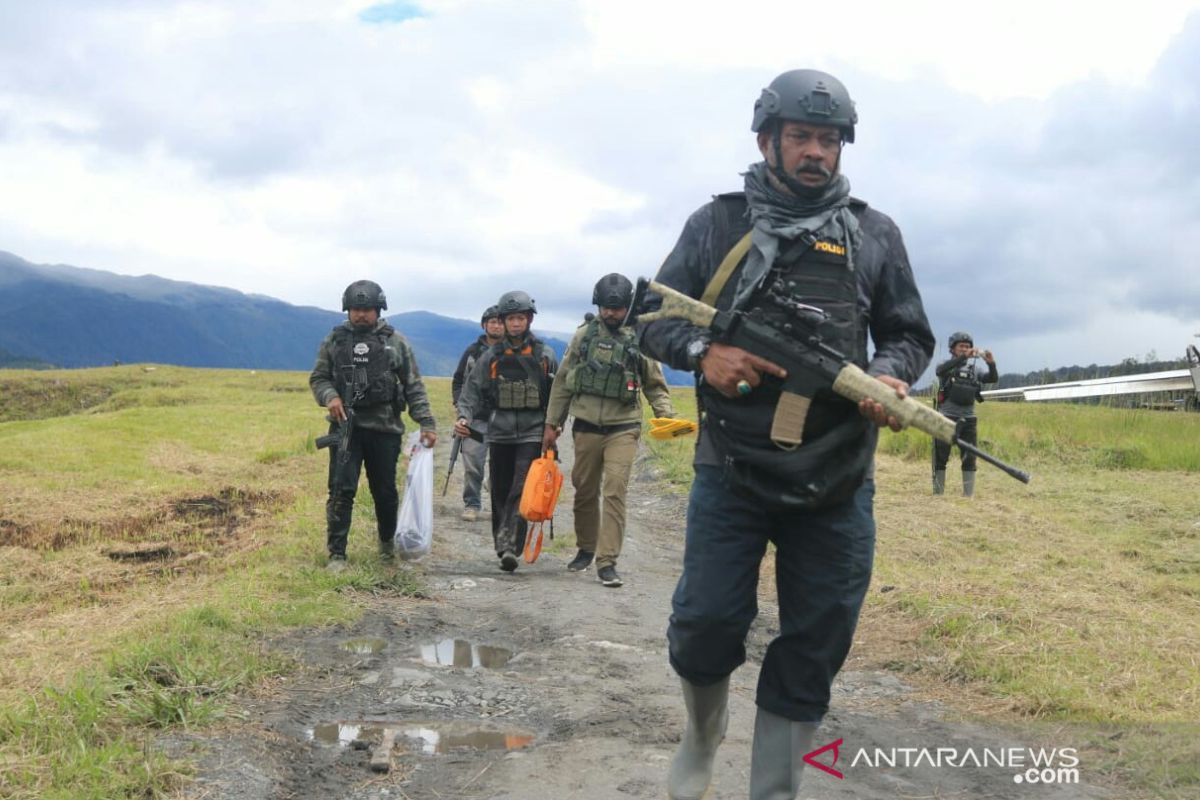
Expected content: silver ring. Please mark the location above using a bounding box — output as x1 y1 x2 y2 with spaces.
736 379 752 396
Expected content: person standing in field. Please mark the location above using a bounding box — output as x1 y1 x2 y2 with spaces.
454 290 558 573
542 272 676 588
309 280 437 572
933 331 998 496
638 69 934 799
451 304 504 521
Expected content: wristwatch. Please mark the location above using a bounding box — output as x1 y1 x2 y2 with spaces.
686 337 711 371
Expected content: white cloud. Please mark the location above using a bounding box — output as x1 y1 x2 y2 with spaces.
1 0 1198 373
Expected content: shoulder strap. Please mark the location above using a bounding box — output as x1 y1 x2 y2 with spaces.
701 231 752 306
701 193 753 307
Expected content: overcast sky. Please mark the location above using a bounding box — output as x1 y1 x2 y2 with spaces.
2 0 1198 376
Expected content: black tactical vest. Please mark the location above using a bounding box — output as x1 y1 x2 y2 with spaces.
700 192 874 510
942 362 982 407
489 337 550 410
566 320 641 403
331 325 405 410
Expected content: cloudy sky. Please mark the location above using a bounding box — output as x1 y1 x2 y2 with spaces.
2 0 1198 377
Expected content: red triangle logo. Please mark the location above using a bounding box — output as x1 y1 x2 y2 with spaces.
802 738 845 779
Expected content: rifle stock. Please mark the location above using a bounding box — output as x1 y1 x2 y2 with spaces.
635 279 1031 484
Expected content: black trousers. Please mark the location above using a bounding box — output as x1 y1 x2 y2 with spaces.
933 414 978 472
487 441 542 557
325 427 402 556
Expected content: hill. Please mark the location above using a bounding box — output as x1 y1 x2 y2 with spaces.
0 251 565 376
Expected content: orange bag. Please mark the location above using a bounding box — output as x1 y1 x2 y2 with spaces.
519 450 563 563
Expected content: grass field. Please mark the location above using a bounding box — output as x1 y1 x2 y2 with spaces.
1 366 1197 798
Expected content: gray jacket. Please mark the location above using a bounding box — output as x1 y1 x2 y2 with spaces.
456 333 559 445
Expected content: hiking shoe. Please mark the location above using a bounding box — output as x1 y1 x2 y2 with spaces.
461 508 479 522
378 539 394 560
499 551 519 572
597 565 623 588
567 549 595 572
326 555 348 573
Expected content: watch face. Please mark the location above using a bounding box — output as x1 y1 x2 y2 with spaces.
688 339 706 358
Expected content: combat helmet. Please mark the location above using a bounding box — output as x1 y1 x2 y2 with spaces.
481 305 501 325
342 279 388 311
496 290 537 317
948 331 973 350
592 273 634 309
751 69 858 142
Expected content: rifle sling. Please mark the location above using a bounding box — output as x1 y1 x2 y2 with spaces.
700 231 752 306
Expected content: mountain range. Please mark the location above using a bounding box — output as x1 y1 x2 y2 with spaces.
0 250 568 377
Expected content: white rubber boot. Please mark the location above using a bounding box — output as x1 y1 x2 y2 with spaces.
748 707 816 800
932 469 946 495
668 677 729 800
963 471 976 497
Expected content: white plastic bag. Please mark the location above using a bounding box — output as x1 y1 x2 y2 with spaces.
395 431 434 560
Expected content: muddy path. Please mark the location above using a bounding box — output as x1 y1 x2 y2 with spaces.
168 436 1113 799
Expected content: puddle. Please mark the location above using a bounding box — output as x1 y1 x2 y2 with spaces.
340 637 387 655
307 721 534 754
419 638 512 668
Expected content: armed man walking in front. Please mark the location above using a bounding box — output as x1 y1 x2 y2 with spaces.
933 331 998 497
638 70 935 799
451 304 504 521
455 290 558 573
310 280 437 572
542 273 676 588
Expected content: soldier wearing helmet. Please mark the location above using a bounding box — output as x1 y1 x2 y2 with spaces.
309 280 437 571
450 305 505 521
933 331 998 496
455 290 559 572
542 273 676 588
638 69 934 798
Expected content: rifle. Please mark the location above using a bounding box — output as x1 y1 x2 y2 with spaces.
443 424 484 495
631 278 1030 484
315 407 357 482
315 365 366 483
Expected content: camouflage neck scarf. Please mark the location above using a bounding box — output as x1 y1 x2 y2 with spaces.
732 161 862 308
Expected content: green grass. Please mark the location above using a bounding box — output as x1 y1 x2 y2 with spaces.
0 364 438 797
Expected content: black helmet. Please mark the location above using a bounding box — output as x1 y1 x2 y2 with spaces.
752 69 858 143
496 290 537 317
480 305 500 325
948 331 973 350
592 273 634 309
342 279 388 311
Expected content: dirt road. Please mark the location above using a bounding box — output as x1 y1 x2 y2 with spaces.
170 436 1112 799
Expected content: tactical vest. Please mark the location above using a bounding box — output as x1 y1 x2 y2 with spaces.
331 324 405 410
942 362 982 407
565 320 641 404
489 337 550 410
700 192 874 511
701 194 866 445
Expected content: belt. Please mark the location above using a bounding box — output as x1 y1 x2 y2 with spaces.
572 419 640 436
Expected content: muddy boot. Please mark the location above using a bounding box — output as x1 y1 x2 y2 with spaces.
668 677 729 800
748 707 816 800
932 469 946 495
963 471 976 497
325 495 354 558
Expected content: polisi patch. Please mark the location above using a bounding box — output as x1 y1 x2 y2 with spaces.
814 240 846 256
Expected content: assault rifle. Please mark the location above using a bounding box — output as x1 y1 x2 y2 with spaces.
443 424 484 496
631 278 1030 484
315 365 367 483
315 407 356 480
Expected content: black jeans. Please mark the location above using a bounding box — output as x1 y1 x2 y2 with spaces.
933 414 978 472
325 427 402 557
668 465 876 722
487 441 542 557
